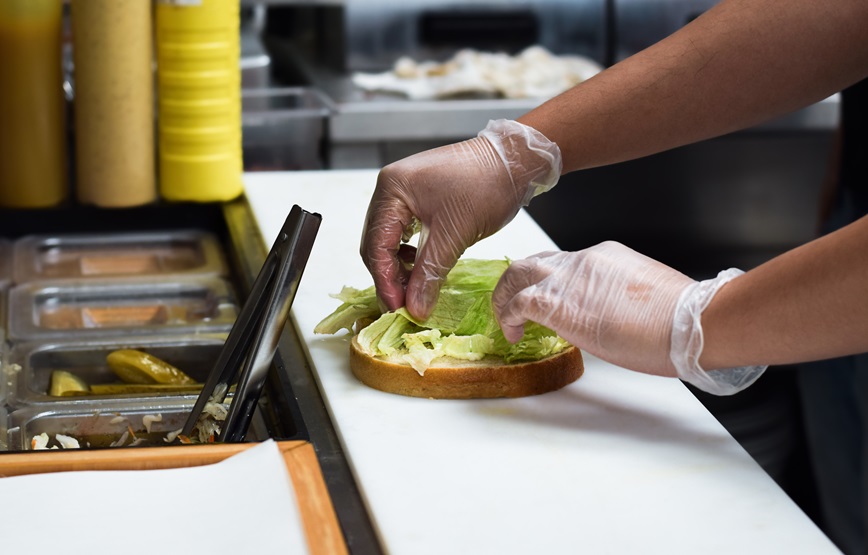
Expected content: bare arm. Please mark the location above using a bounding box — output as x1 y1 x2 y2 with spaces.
519 0 868 173
700 215 868 369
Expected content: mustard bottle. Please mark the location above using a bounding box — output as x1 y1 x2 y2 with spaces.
156 0 243 203
0 0 68 208
71 0 156 207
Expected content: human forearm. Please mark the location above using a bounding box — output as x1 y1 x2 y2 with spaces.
519 0 868 173
700 215 868 369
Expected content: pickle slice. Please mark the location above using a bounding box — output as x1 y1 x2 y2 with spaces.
49 370 91 397
106 349 198 385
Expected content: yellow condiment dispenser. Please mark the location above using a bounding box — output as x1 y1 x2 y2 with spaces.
0 0 68 208
71 0 157 207
156 0 243 202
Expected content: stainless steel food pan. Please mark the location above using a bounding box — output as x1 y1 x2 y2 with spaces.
6 336 226 407
13 230 227 284
6 400 239 451
8 277 238 342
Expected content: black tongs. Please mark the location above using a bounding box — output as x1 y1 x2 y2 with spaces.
182 205 322 443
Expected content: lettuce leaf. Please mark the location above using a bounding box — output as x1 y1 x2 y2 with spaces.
313 286 380 335
314 259 570 374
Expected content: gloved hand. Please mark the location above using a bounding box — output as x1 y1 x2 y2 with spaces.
360 119 562 320
492 242 768 395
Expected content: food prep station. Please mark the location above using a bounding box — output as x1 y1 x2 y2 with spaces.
241 170 839 554
0 200 354 552
0 0 849 553
0 203 309 454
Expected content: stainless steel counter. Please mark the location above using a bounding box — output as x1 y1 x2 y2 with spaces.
280 49 840 168
327 93 837 167
317 69 840 141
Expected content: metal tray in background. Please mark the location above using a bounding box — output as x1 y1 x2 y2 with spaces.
6 336 227 407
242 87 334 171
5 400 245 451
12 230 228 285
7 277 238 342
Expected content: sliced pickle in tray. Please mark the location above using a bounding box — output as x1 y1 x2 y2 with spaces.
105 349 197 385
7 336 226 405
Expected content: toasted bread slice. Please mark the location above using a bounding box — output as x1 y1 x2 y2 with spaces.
349 335 584 399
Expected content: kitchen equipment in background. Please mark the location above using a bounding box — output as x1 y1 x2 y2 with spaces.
70 0 156 208
337 0 607 73
156 0 243 203
0 0 68 208
240 4 272 89
242 88 334 171
261 1 609 169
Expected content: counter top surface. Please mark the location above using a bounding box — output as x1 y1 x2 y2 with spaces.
244 170 838 555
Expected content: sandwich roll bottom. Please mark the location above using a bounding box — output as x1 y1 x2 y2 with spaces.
349 335 584 399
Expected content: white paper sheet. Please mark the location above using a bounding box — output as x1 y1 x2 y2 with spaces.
0 440 309 555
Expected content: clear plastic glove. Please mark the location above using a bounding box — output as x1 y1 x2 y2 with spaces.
492 243 768 395
360 119 562 320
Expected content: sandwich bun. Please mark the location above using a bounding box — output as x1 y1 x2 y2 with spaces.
349 335 584 399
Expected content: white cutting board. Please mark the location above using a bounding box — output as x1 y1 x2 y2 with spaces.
244 170 839 555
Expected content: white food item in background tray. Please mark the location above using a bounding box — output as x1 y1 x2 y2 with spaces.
352 45 603 100
31 433 50 450
142 413 162 434
29 432 80 450
55 434 81 449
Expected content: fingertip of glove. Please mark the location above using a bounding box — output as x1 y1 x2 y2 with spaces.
405 280 439 319
376 286 405 314
501 323 524 344
405 300 433 322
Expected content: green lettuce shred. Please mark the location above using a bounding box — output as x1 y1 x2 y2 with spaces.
314 259 570 374
312 286 380 335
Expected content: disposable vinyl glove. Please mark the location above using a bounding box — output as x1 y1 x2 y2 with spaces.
492 243 768 395
360 119 562 320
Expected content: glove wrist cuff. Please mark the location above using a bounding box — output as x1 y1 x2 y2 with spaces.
477 119 563 205
670 268 768 395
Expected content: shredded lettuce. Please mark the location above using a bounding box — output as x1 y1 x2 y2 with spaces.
313 286 380 335
314 259 570 374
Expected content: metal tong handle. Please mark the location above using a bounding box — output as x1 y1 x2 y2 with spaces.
182 205 321 442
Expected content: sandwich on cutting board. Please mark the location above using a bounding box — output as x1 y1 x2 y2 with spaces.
315 258 583 399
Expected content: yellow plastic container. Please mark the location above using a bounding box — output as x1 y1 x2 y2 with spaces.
156 0 243 202
159 97 239 126
0 0 68 208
